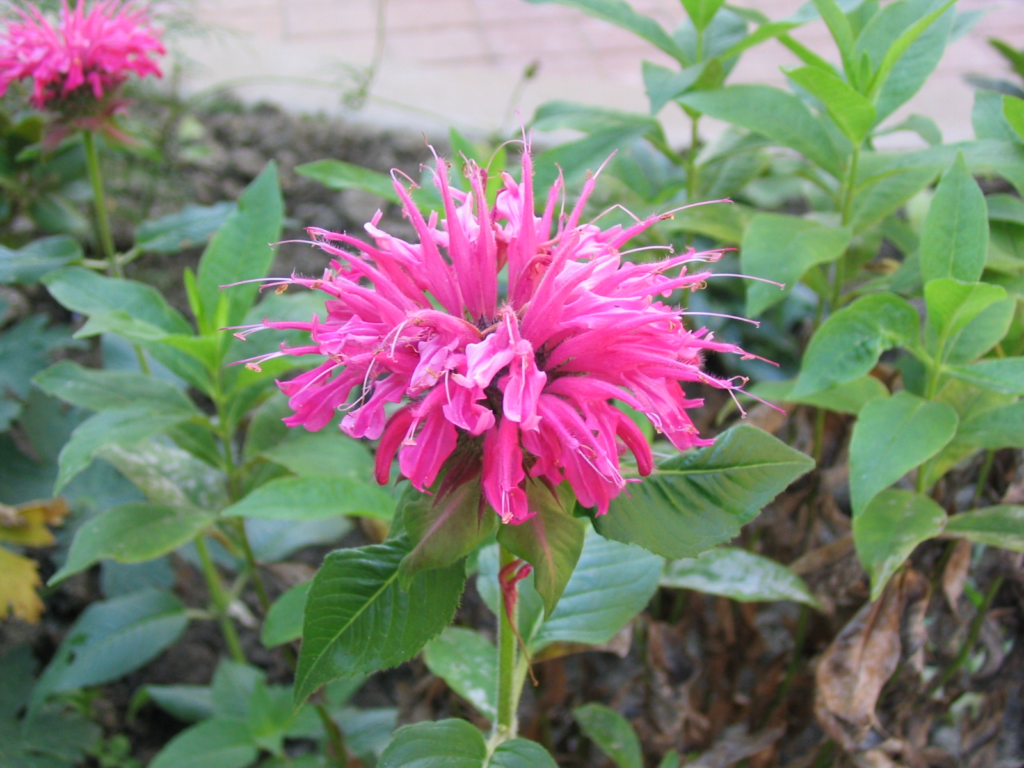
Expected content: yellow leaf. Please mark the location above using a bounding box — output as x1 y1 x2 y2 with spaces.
0 498 69 547
0 547 45 623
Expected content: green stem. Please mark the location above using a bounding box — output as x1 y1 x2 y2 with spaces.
315 705 350 768
494 544 520 743
686 115 701 204
195 533 246 663
82 131 120 277
972 450 996 508
927 576 1003 697
230 517 271 613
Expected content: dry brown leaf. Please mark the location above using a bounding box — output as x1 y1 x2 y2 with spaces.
941 541 972 618
0 498 70 547
645 620 704 744
685 724 785 768
814 574 904 751
900 569 930 675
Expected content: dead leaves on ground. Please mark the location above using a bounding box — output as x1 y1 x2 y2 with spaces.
0 497 68 622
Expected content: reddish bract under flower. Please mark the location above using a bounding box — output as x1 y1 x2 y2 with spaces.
235 149 759 524
0 0 164 110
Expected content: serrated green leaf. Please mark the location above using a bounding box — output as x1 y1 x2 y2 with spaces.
741 213 851 316
378 718 487 768
944 505 1024 551
149 718 258 768
677 85 843 177
197 163 283 330
295 537 465 703
222 476 394 521
422 627 497 722
496 481 584 616
51 502 214 584
853 489 946 599
398 480 496 585
661 547 820 607
597 426 814 558
574 703 642 768
849 392 958 515
920 153 988 284
792 294 919 397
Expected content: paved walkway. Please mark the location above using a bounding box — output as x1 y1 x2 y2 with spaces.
177 0 1024 146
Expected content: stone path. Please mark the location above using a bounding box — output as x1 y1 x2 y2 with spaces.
177 0 1024 146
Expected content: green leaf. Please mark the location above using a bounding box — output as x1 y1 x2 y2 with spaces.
222 476 394 521
957 402 1024 449
211 660 263 719
149 719 258 768
787 64 874 143
741 213 851 316
422 627 497 722
574 703 642 768
295 159 401 204
853 489 946 599
533 127 652 188
681 0 725 31
259 431 374 479
33 359 197 415
863 0 956 104
924 279 1007 361
261 582 311 648
522 0 687 63
378 719 486 768
663 200 751 243
397 480 497 585
944 505 1024 551
661 547 821 607
98 438 227 508
496 480 585 616
849 392 958 515
987 194 1024 226
946 357 1024 394
919 153 988 284
849 165 937 234
136 202 237 254
294 537 466 703
642 61 703 114
751 375 889 416
973 91 1020 143
677 85 843 177
43 266 192 335
876 114 942 146
0 236 82 285
1004 96 1024 143
490 739 559 768
51 502 214 584
34 590 188 698
146 685 215 723
196 162 283 330
55 407 194 491
597 426 814 559
791 294 919 398
945 298 1016 365
530 530 661 650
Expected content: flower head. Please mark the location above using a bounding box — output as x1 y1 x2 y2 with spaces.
235 148 763 523
0 0 164 111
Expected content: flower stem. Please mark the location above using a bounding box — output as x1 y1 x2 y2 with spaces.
82 130 120 277
494 544 520 743
195 532 246 663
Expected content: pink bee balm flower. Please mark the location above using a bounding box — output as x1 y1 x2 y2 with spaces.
234 149 766 524
0 0 164 110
